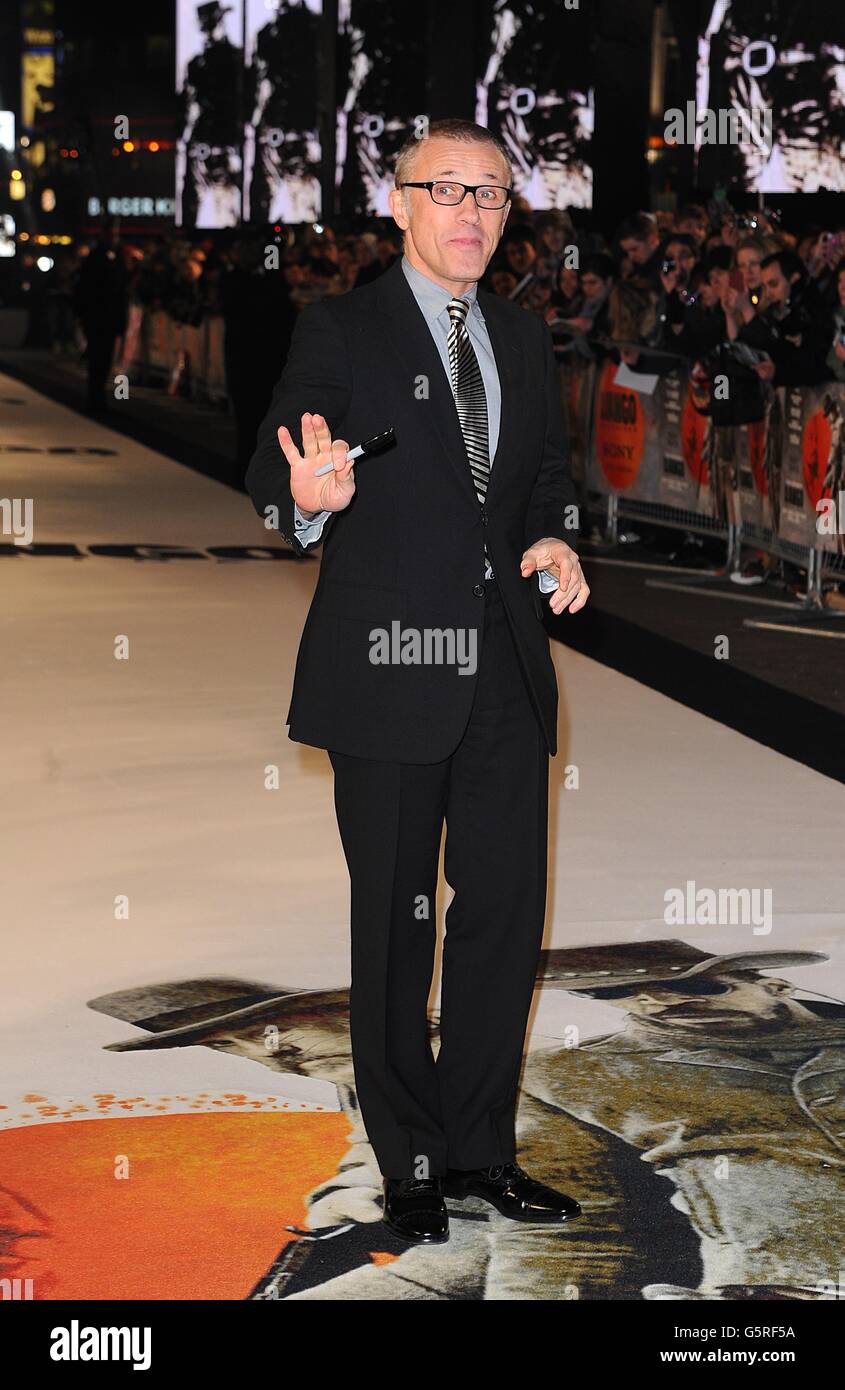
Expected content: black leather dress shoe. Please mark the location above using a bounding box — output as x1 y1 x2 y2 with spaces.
441 1162 581 1221
382 1177 449 1243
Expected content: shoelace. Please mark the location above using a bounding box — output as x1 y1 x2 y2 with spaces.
486 1162 529 1182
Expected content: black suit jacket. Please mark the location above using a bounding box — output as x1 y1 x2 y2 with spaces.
245 256 578 762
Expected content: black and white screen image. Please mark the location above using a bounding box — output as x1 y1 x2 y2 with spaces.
335 0 428 218
245 0 323 224
695 1 845 193
475 0 594 210
176 0 245 228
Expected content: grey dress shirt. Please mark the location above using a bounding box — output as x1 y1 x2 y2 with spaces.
291 254 560 592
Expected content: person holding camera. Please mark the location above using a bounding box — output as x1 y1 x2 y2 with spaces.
738 250 833 390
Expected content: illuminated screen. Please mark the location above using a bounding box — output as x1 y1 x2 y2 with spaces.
22 43 54 131
474 0 594 210
176 0 323 228
695 1 845 193
0 213 15 258
244 0 322 223
0 111 16 152
175 0 596 225
176 0 245 228
335 0 427 219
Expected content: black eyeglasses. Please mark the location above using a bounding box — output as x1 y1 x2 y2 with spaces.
399 181 513 211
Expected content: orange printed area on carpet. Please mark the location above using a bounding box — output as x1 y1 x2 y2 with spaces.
0 1109 351 1299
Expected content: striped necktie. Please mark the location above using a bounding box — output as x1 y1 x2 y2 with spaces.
446 296 494 579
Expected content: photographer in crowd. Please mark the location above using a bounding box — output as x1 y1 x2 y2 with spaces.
738 249 834 390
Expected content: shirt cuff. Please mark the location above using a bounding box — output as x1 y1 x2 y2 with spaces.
293 504 331 545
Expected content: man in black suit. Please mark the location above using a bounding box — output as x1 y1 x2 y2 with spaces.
246 118 589 1245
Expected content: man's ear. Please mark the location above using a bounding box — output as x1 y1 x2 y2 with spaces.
388 187 409 234
493 201 511 249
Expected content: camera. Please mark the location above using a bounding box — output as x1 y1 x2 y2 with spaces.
661 258 677 275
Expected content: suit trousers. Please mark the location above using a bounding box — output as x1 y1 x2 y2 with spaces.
327 580 550 1179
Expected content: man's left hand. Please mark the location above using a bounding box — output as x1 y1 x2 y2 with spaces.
520 538 590 616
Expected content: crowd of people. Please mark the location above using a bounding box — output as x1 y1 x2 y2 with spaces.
24 195 845 594
50 199 845 399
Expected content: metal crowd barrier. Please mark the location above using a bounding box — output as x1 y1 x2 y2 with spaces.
119 304 228 405
117 308 845 610
557 351 845 613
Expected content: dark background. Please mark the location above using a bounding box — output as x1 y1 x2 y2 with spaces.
1 0 843 246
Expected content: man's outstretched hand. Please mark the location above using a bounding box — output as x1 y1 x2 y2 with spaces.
278 411 357 515
521 537 590 616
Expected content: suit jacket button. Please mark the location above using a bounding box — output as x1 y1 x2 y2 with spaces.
480 510 488 525
473 583 486 597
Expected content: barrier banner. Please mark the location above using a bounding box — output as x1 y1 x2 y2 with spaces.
655 370 718 518
587 360 662 501
733 389 781 535
116 302 144 378
778 383 845 557
707 425 738 527
587 364 722 519
145 310 173 380
204 317 228 401
558 357 595 487
573 350 845 559
183 323 206 384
